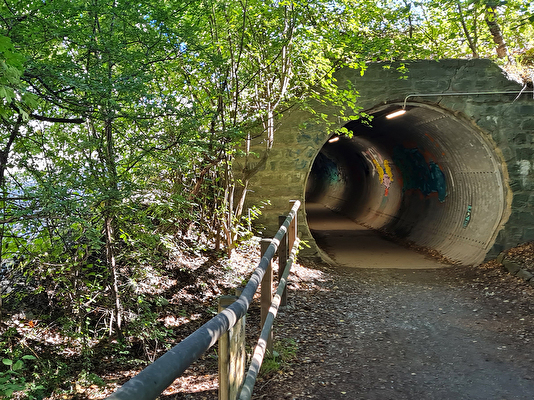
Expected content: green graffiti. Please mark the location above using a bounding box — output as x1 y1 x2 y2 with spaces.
463 205 472 228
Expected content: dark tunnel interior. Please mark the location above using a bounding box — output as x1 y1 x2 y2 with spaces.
305 103 509 265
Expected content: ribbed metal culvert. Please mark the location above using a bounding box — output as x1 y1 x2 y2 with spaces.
305 103 510 265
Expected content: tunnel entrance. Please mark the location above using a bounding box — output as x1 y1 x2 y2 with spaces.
305 103 510 266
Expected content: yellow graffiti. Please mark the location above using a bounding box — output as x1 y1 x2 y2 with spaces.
372 159 384 183
384 160 394 183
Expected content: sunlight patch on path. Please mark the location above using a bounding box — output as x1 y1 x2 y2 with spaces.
306 203 449 269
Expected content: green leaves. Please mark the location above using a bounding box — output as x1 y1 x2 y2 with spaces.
0 355 40 398
0 34 33 120
389 0 533 60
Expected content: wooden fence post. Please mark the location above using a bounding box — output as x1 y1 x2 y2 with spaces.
260 238 273 353
218 296 246 400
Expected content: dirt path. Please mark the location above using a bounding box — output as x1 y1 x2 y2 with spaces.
258 263 534 400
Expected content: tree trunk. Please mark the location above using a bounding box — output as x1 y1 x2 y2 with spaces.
0 116 22 296
234 179 248 222
484 4 512 62
0 117 22 189
105 214 122 334
403 0 414 39
225 160 235 257
457 1 479 58
102 116 122 335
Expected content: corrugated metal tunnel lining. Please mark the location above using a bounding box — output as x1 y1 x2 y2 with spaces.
305 103 510 265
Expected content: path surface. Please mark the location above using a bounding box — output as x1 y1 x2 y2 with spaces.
252 204 534 399
264 264 534 400
305 203 447 269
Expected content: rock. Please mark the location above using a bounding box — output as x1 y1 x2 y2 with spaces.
517 269 534 281
503 260 521 275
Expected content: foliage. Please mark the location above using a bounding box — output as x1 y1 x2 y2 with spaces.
0 35 27 120
389 0 534 62
0 355 44 399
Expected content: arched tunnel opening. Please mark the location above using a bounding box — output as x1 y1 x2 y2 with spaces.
305 103 510 266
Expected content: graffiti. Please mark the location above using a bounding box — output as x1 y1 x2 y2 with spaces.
393 146 448 202
463 205 472 228
371 157 394 196
364 148 383 165
383 160 393 196
297 131 325 145
313 152 342 184
384 159 393 181
371 158 384 183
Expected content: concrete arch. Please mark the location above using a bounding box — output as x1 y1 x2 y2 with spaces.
245 59 534 265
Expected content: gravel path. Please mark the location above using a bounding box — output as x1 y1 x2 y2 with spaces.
262 264 534 400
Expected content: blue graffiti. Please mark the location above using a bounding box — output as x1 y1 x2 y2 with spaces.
314 152 341 184
393 147 447 202
463 205 472 228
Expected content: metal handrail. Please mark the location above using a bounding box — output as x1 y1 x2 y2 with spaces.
402 89 534 109
105 200 301 400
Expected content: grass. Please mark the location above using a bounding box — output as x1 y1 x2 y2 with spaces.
259 338 298 377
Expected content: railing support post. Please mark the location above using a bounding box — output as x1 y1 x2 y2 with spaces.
260 239 273 353
218 295 246 400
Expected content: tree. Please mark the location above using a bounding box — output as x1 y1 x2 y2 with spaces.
395 0 534 63
1 0 208 334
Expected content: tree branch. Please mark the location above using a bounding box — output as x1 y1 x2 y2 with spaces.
30 114 84 123
484 4 511 62
457 1 479 58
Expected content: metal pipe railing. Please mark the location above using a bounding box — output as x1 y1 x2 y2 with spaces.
105 200 301 400
402 89 534 109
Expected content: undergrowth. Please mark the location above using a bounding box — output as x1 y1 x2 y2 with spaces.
0 232 262 399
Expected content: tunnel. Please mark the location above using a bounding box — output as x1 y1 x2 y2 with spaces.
305 102 510 266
